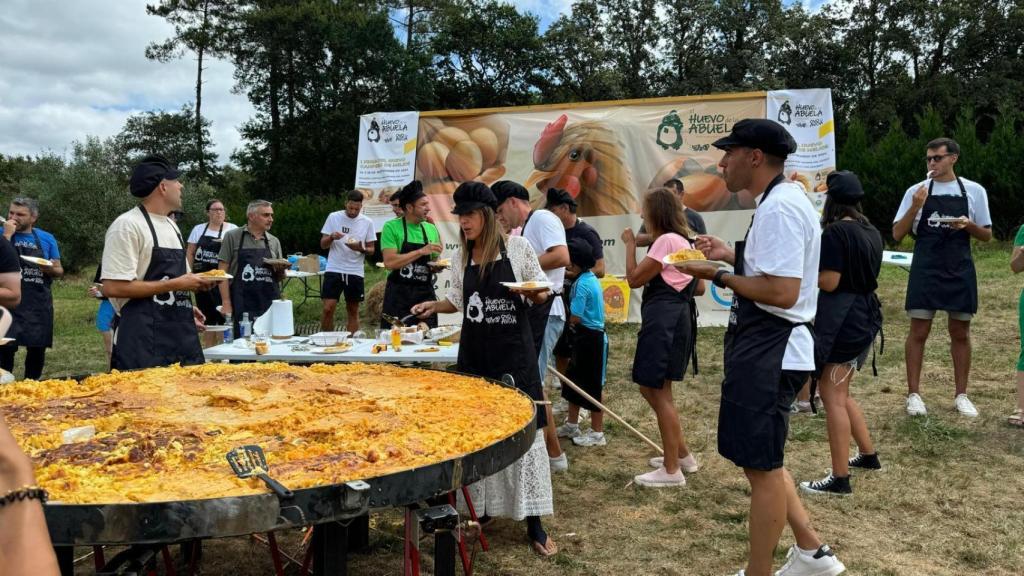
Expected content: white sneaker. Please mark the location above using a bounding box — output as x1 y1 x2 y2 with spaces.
954 394 979 417
774 544 846 576
906 393 927 416
633 467 685 487
648 454 700 473
572 431 606 447
555 423 582 438
549 452 568 473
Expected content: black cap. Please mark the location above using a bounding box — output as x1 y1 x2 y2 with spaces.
567 237 595 271
825 171 864 205
451 182 498 215
544 187 577 209
395 180 425 208
130 154 181 198
712 119 797 159
491 180 530 205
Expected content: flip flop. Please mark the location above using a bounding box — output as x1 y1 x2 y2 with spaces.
531 536 558 557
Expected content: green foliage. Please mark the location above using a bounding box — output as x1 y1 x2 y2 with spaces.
111 104 219 181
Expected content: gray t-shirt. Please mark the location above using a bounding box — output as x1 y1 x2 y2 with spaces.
217 226 284 277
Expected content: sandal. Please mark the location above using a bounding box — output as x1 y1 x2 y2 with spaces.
1008 409 1024 428
531 536 558 557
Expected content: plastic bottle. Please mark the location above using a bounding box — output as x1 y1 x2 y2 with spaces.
239 313 252 339
223 314 234 344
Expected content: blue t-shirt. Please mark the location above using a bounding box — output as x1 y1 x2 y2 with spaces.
12 229 60 260
569 271 604 331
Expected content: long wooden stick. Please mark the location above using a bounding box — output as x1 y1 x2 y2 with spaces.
547 366 663 455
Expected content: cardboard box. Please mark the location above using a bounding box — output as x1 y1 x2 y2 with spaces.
297 254 319 273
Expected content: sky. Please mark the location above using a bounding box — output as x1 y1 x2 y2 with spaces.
0 0 829 165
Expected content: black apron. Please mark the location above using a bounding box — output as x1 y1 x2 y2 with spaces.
6 230 54 348
905 178 977 314
718 174 812 469
456 241 546 428
632 267 692 387
230 231 280 338
111 206 204 370
193 223 225 325
563 323 607 412
381 219 438 329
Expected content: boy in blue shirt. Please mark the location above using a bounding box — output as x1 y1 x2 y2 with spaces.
556 238 608 447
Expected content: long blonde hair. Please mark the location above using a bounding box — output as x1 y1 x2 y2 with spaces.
460 206 506 280
643 187 693 240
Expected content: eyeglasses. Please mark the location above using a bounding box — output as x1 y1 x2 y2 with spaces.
926 154 952 163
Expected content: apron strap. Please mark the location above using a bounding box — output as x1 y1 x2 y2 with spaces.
138 205 161 249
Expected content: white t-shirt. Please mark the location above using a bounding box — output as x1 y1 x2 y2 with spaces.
187 222 237 244
101 207 189 314
519 209 567 319
893 177 991 234
320 211 376 276
743 181 821 371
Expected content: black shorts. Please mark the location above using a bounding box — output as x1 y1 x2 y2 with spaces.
553 322 572 358
718 369 807 471
322 272 365 302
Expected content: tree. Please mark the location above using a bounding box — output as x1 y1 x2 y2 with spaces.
112 105 218 180
596 0 660 98
146 0 235 180
658 0 716 95
539 0 626 103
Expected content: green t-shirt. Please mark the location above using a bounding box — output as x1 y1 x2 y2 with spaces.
380 218 440 252
1015 224 1024 247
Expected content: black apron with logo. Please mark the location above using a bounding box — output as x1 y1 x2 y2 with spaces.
193 223 225 325
230 231 280 337
718 174 811 470
7 231 54 348
111 206 204 370
456 242 546 428
905 178 977 314
381 219 438 329
632 269 691 387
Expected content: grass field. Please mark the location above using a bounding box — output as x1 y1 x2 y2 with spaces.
36 243 1024 575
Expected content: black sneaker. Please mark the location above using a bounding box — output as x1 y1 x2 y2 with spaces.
848 452 882 470
799 473 852 495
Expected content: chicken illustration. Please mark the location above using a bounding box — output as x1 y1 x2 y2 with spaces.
526 114 637 216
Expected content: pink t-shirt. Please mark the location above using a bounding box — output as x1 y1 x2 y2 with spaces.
645 233 695 292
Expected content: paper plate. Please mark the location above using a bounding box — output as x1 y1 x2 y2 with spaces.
662 256 727 270
199 272 233 281
20 255 52 267
0 338 14 345
500 281 553 292
263 258 290 266
204 325 232 333
929 217 964 224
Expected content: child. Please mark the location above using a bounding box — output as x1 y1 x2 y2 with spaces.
556 238 608 446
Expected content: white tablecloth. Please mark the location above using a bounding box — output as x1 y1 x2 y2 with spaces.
203 338 459 364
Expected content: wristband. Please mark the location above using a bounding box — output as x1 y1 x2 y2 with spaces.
0 485 49 508
713 269 730 288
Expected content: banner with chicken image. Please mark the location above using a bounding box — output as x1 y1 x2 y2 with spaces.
767 89 836 213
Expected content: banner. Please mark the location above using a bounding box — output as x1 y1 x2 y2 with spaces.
767 89 836 212
355 111 419 230
356 90 835 324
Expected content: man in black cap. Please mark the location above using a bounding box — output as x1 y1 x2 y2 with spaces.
100 154 213 370
380 180 442 328
685 119 846 576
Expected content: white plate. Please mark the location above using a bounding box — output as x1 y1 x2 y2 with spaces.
204 325 232 333
0 337 14 345
500 281 553 292
375 262 386 268
929 216 964 224
263 258 291 266
428 260 451 269
20 255 52 267
425 325 460 341
311 346 352 354
199 272 233 281
662 255 727 269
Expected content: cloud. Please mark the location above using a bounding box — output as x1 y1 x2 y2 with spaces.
0 0 253 164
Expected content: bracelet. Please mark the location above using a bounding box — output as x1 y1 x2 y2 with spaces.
0 485 49 508
713 269 730 288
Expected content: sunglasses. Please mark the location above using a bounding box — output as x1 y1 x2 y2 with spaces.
926 154 952 163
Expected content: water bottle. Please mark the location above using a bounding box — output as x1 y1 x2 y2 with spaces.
223 314 234 344
239 312 252 339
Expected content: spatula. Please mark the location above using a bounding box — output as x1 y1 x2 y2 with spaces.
226 444 294 499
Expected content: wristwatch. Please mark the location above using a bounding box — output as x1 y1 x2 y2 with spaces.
712 269 730 288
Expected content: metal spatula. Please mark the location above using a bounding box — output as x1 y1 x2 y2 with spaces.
226 445 294 499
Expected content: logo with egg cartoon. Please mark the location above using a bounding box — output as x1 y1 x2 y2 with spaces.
367 119 381 143
777 100 792 125
466 292 485 323
656 110 684 151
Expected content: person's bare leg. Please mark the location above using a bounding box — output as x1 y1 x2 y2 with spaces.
543 396 562 458
744 468 789 576
345 301 361 334
591 405 604 433
847 394 875 456
796 377 811 403
948 318 972 396
782 468 824 550
567 403 580 425
906 318 932 395
102 331 113 366
555 355 569 376
649 384 682 474
321 299 338 332
1017 371 1024 413
818 364 852 477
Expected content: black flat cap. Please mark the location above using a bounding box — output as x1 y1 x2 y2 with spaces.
567 237 596 271
491 180 530 205
396 180 425 207
130 154 181 198
825 171 864 205
712 119 798 159
452 182 498 215
545 187 577 209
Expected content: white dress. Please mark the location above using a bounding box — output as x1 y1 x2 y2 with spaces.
448 236 554 520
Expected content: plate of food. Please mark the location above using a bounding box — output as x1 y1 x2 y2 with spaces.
198 269 233 280
345 237 361 245
312 343 353 354
263 258 291 266
415 347 441 353
500 280 554 292
929 216 965 224
428 258 451 270
0 337 14 345
425 325 461 342
662 249 726 269
19 255 53 267
375 262 386 268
